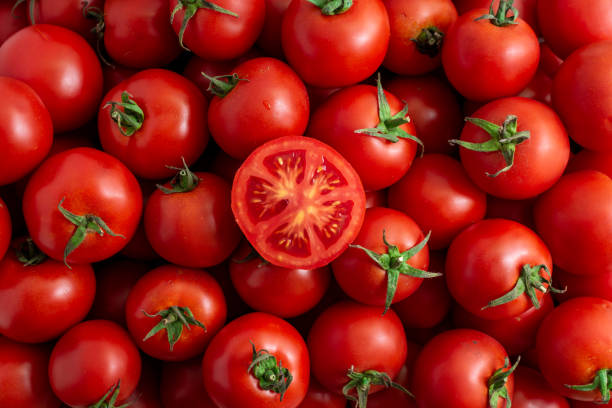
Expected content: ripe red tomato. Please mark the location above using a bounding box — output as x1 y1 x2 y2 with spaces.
161 358 217 408
232 136 366 269
257 0 291 57
0 197 10 260
0 1 27 45
282 0 390 88
49 320 142 407
512 366 570 408
203 312 310 408
297 378 346 408
28 0 105 43
0 24 103 133
23 147 143 265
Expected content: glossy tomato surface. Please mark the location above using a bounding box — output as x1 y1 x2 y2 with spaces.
161 358 217 408
512 366 569 408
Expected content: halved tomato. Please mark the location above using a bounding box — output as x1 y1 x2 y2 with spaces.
232 136 366 269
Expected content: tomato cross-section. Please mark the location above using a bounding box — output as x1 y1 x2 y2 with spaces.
232 136 366 269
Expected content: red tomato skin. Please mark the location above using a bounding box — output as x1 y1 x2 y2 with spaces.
125 265 227 361
49 320 142 407
0 24 102 133
0 337 60 408
412 329 514 408
388 154 487 249
458 97 569 199
282 0 390 88
537 297 612 401
99 69 209 180
566 150 612 178
454 0 538 34
442 9 539 101
0 197 10 260
145 172 240 268
383 0 458 75
308 301 408 395
208 57 309 160
554 267 612 304
297 378 346 408
518 69 553 106
161 358 216 408
22 147 143 265
385 74 463 155
0 2 27 45
104 0 181 68
332 207 429 307
202 313 310 408
30 0 105 42
308 84 417 192
572 400 612 408
365 189 387 209
257 0 291 57
512 366 570 408
446 218 553 320
534 171 612 277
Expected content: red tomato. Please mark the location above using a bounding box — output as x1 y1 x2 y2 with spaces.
513 366 570 408
29 0 105 43
282 0 390 88
49 320 142 407
567 150 612 177
257 0 291 57
207 57 309 160
125 265 227 361
0 24 102 133
231 136 366 269
297 378 346 408
0 336 60 408
454 0 538 34
383 0 458 75
23 147 142 265
534 171 612 276
441 7 539 101
203 312 310 408
161 358 216 408
0 197 10 260
537 297 612 402
388 154 487 249
0 1 27 45
413 329 517 408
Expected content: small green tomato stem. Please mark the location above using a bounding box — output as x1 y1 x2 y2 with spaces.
488 356 520 408
142 305 206 351
16 238 47 266
88 381 131 408
306 0 353 15
343 366 414 408
412 26 445 57
248 341 293 401
475 0 519 26
104 92 144 137
566 369 612 404
156 157 200 194
201 72 247 98
12 0 35 24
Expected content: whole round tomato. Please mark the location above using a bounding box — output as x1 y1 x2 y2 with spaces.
23 147 143 265
512 366 570 408
282 0 390 88
537 297 612 402
0 1 27 45
388 154 487 249
203 312 310 408
28 0 105 43
257 0 291 57
0 24 103 133
161 358 216 408
413 329 517 408
297 378 346 408
99 68 209 179
231 136 366 269
207 57 309 160
0 197 10 260
125 264 227 361
49 320 142 407
441 6 539 101
0 336 60 408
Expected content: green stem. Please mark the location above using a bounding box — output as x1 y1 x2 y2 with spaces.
12 0 35 24
306 0 353 15
89 381 131 408
142 305 206 351
248 342 293 401
343 367 413 408
15 238 47 266
488 356 520 408
566 369 612 404
156 157 200 194
104 92 144 137
475 0 519 26
201 73 247 98
411 26 445 57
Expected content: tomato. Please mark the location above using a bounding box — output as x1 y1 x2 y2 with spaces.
0 24 103 133
454 0 538 34
513 366 570 408
537 297 612 402
572 400 612 408
534 171 612 277
0 1 27 45
454 97 569 199
28 0 105 43
257 0 291 57
332 207 434 313
383 0 457 75
388 154 487 249
99 68 209 179
230 241 330 318
161 358 216 408
104 0 181 68
282 0 390 88
552 41 612 151
441 5 539 101
231 136 366 269
308 78 419 192
49 320 142 407
0 197 10 260
169 0 265 61
297 379 346 408
413 329 517 408
308 301 407 403
203 312 310 408
125 264 227 361
539 42 564 77
207 57 309 160
0 336 60 408
554 267 612 304
566 150 612 177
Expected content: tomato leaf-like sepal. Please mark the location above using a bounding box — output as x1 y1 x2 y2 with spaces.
475 0 519 26
247 341 293 401
200 72 248 98
343 367 414 408
306 0 353 15
81 1 113 67
488 356 520 408
156 157 200 194
104 91 145 137
566 369 612 404
411 26 445 57
89 381 131 408
16 238 47 266
142 305 206 351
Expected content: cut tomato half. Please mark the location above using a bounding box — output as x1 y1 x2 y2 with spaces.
232 136 366 269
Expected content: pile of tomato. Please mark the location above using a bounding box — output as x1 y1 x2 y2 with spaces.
2 0 612 407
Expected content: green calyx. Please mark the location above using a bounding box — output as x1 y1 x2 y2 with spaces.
12 0 35 24
170 0 238 51
412 26 445 57
15 238 47 266
248 342 293 401
306 0 353 15
350 230 441 315
566 369 612 404
488 356 520 408
142 305 206 351
201 72 247 98
482 264 566 310
355 73 424 154
450 115 530 177
475 0 519 27
343 367 413 408
58 197 125 269
89 381 130 408
156 157 200 194
82 1 113 67
104 92 144 137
